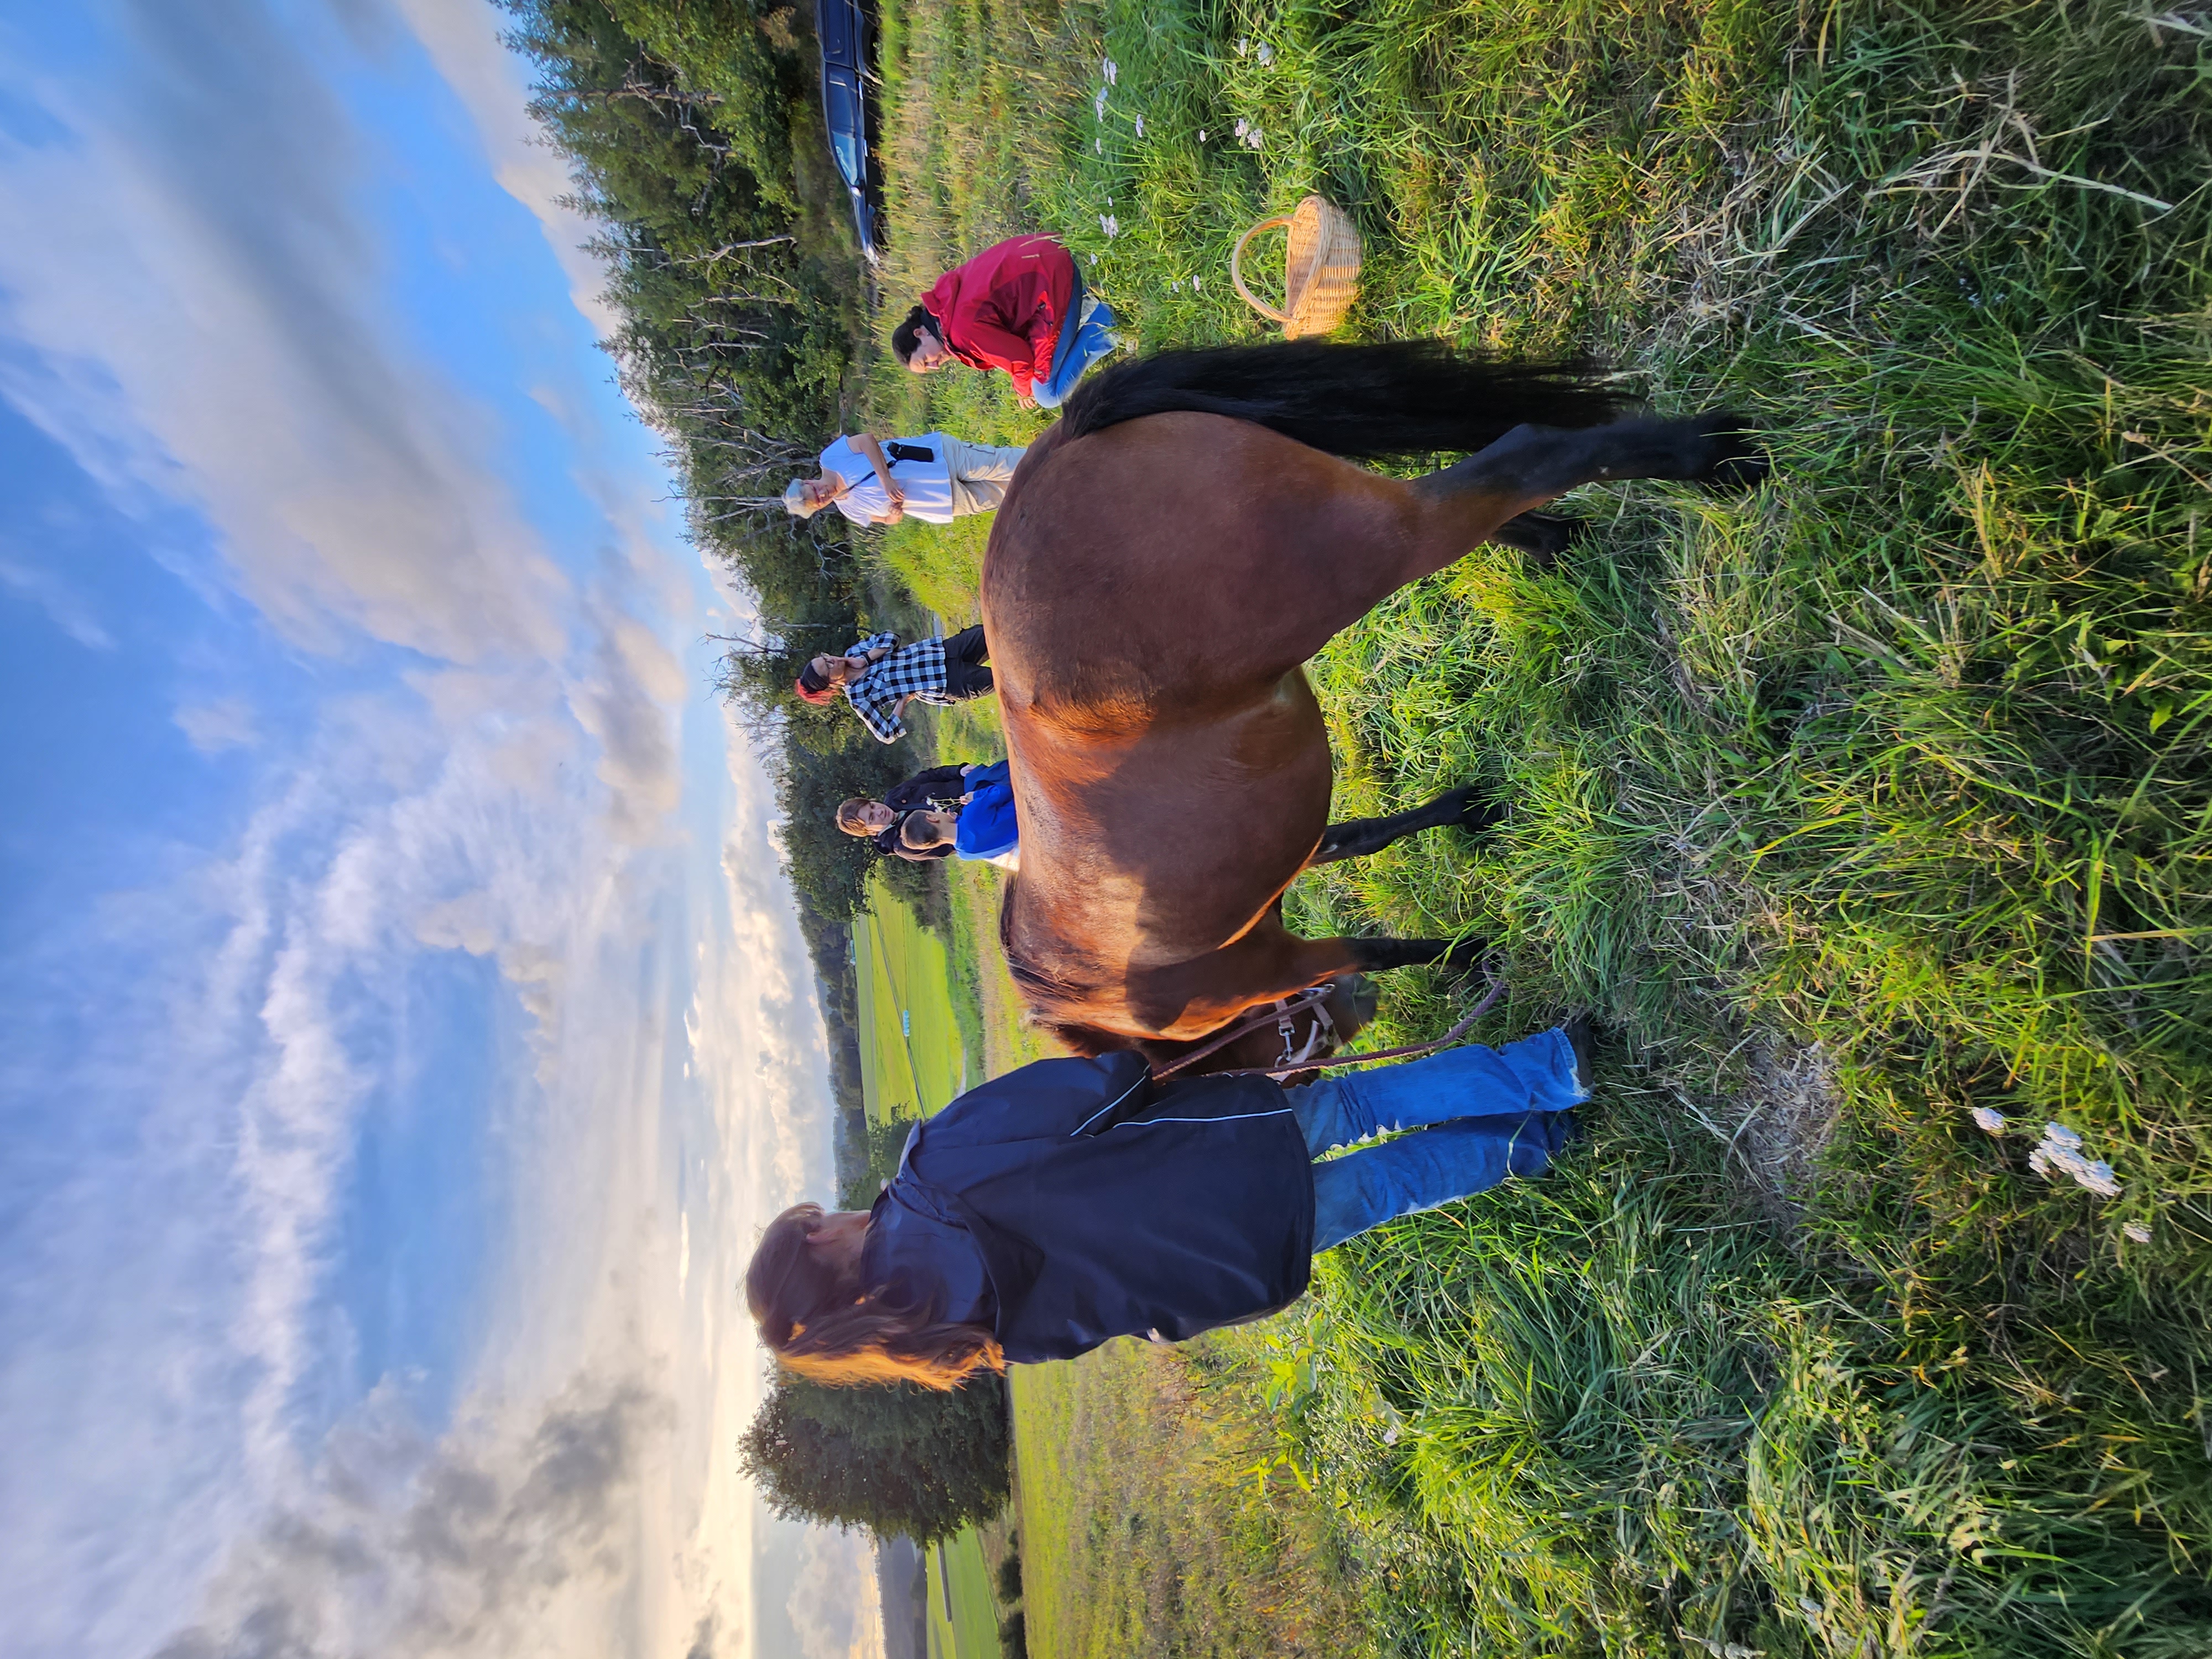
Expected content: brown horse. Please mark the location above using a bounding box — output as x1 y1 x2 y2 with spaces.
982 340 1762 1065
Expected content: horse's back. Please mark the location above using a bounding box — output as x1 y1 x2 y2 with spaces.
983 411 1414 718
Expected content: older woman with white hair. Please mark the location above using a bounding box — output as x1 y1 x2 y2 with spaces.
784 431 1028 526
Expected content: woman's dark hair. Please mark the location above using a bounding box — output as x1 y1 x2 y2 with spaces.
900 813 954 852
796 660 831 695
745 1203 1003 1389
890 304 939 366
874 811 953 862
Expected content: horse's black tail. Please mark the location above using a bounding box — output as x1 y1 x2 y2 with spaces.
1058 338 1629 461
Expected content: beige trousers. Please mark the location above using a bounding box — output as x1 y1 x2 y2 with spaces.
942 439 1029 517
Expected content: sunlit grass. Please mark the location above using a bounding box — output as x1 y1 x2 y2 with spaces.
874 0 2212 1651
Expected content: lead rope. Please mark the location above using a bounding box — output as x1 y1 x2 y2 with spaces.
1149 956 1510 1083
1147 986 1334 1081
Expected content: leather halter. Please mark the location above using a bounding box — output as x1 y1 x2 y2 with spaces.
1149 985 1337 1081
1148 957 1510 1083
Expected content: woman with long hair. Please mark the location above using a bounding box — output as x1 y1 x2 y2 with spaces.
890 234 1119 410
836 760 1012 864
792 627 993 744
744 1021 1590 1387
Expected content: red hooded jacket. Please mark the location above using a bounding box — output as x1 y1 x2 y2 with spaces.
920 234 1076 398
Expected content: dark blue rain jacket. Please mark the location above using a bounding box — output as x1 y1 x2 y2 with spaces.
878 1052 1314 1363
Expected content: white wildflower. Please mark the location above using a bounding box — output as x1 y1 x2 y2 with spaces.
1245 126 1264 149
1198 128 1207 141
1237 36 1249 55
1099 213 1118 238
1134 114 1145 138
2124 1220 2152 1244
1192 273 1201 291
1258 41 1275 65
1087 252 1097 265
1969 1106 2007 1135
1094 86 1108 120
2028 1121 2122 1199
1234 117 1249 139
1094 136 1102 154
1103 57 1117 85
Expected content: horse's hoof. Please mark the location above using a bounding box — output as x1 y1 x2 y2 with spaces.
1448 787 1508 838
1693 413 1769 493
1440 936 1489 973
1493 511 1587 570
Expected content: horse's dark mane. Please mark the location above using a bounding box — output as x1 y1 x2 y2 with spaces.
1058 338 1629 462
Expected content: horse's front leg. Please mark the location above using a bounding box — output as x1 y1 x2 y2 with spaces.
1305 786 1505 868
1128 926 1484 1040
1489 511 1585 568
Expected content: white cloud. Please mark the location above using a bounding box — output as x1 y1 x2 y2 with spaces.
0 549 115 649
175 696 259 753
153 1376 669 1659
389 0 627 340
0 8 856 1659
0 4 568 667
0 671 641 1655
789 1528 885 1659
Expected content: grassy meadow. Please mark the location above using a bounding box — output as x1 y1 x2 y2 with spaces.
926 1527 1004 1659
860 1 2212 1654
1010 1336 1365 1659
854 868 982 1120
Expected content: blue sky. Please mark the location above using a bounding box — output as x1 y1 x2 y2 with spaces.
0 4 857 1657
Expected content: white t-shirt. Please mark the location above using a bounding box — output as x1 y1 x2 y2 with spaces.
820 432 958 525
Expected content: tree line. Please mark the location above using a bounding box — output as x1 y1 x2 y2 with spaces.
503 0 1010 1545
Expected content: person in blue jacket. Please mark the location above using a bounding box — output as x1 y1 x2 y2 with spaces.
834 760 1013 865
744 1020 1590 1388
893 758 1018 865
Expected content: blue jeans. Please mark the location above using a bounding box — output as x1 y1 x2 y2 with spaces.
1284 1028 1585 1252
1032 298 1119 409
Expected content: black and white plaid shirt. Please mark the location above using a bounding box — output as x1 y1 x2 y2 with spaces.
841 630 955 743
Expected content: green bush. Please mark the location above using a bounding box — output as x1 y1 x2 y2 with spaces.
738 1372 1010 1545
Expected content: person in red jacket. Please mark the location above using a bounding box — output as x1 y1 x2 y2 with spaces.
890 233 1120 409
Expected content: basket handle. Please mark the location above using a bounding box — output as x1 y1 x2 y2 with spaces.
1229 216 1295 324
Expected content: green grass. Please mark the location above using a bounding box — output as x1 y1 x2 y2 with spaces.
1010 1338 1363 1659
931 701 1058 1076
874 1 2212 1652
926 1527 1003 1659
854 867 977 1120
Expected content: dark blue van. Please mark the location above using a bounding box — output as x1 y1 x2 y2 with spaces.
816 0 879 254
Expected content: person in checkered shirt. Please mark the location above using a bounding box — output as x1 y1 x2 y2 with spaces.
792 625 993 743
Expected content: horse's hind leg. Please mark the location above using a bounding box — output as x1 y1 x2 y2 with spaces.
1406 413 1766 556
1198 412 1766 679
1306 786 1505 868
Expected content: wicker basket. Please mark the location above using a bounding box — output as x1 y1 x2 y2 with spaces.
1230 195 1361 338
